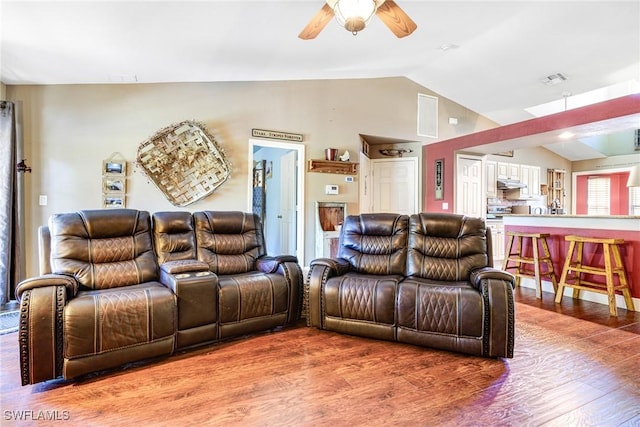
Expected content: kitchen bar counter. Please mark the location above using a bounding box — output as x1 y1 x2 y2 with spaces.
502 215 640 309
503 214 640 230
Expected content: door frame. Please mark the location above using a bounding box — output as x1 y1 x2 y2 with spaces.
248 138 305 262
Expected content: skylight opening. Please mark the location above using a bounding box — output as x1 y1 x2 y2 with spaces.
525 80 640 118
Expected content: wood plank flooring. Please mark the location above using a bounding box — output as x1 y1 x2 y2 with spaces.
1 287 639 426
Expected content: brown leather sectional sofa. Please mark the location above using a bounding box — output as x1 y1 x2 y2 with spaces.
16 209 303 385
307 212 516 358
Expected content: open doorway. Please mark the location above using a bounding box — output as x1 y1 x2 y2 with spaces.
248 139 305 262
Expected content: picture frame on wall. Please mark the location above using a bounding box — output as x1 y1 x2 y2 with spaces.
435 159 444 200
103 177 125 193
102 152 128 208
103 160 126 176
102 194 125 209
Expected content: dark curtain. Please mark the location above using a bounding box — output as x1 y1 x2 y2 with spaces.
0 101 18 303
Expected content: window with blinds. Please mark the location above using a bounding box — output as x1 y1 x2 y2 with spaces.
587 176 610 215
630 186 640 215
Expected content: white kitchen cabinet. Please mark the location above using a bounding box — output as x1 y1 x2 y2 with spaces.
486 161 497 198
520 164 531 196
518 165 541 197
497 162 521 180
507 163 521 180
487 220 505 265
497 162 509 179
530 166 541 196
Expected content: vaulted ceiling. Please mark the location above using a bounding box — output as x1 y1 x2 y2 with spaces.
2 1 639 131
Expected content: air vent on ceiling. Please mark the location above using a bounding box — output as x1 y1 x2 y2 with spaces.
541 73 568 86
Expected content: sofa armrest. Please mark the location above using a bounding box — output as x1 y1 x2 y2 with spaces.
255 255 303 323
470 267 515 290
256 255 298 274
309 257 350 276
306 258 351 329
160 259 210 275
470 267 516 358
16 274 78 303
16 275 77 385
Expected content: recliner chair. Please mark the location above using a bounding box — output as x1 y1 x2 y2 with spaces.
16 209 177 385
193 211 303 338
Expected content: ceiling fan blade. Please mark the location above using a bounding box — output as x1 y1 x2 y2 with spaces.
298 4 335 40
376 0 417 38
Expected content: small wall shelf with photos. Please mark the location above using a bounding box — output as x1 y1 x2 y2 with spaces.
102 152 127 208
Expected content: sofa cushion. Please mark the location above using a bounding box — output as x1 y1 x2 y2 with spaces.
407 213 488 281
323 272 401 326
194 211 265 275
49 209 158 290
63 282 176 359
339 213 408 276
218 272 289 323
396 278 483 338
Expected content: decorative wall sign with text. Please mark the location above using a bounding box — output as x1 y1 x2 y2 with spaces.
251 129 303 142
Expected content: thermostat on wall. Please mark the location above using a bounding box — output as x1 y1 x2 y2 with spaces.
325 184 339 195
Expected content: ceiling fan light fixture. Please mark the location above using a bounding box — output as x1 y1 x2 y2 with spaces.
332 0 376 34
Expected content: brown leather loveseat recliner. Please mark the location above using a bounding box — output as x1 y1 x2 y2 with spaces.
16 209 302 385
307 212 516 358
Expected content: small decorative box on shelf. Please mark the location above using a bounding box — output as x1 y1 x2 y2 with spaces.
308 159 358 175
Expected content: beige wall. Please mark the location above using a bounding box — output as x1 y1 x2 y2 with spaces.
486 147 572 179
1 83 5 99
572 153 640 173
7 77 491 273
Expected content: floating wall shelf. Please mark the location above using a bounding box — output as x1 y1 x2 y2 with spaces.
308 159 358 175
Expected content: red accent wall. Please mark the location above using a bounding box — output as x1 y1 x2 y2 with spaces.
423 94 640 212
575 176 588 214
575 172 631 215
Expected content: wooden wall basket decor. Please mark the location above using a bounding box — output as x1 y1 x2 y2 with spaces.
136 120 232 207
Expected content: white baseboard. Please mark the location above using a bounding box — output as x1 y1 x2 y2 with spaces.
518 277 639 313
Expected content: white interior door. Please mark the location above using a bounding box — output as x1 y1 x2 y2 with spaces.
456 154 484 217
372 158 418 214
278 151 296 255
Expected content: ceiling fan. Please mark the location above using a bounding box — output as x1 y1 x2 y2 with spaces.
299 0 417 40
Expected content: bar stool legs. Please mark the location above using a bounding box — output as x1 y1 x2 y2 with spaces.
503 232 557 299
555 235 635 316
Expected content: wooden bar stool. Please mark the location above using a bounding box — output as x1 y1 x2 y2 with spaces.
502 231 558 299
555 235 635 316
